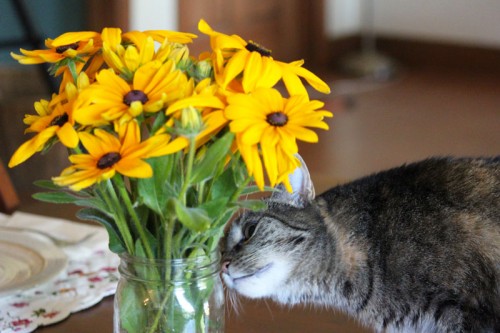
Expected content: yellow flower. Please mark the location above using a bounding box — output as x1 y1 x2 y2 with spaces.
225 88 332 188
11 31 100 64
166 78 227 143
198 19 330 96
7 76 88 168
53 121 163 190
100 29 195 79
73 60 188 126
101 28 155 78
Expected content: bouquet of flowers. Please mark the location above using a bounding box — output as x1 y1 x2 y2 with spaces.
9 19 331 261
9 19 332 332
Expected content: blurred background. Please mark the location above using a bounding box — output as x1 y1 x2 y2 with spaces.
0 1 499 331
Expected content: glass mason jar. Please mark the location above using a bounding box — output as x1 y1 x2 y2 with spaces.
113 250 224 333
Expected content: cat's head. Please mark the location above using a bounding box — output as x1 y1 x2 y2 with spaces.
222 156 324 301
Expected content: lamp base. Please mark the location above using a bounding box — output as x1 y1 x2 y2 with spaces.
339 51 397 81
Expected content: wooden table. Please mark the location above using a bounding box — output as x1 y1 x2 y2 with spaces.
34 295 370 333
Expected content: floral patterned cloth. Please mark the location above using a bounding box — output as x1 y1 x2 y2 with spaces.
0 212 120 333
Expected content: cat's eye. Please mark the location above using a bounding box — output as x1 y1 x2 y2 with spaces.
243 222 258 240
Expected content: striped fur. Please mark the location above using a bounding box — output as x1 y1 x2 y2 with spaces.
222 157 500 333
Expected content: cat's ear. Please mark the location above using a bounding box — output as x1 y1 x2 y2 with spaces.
270 154 315 207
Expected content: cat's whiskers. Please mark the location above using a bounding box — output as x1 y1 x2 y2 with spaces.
224 286 243 316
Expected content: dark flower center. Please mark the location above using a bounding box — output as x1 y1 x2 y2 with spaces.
55 42 80 54
97 152 121 169
245 41 272 57
123 90 149 106
266 112 288 127
49 113 69 127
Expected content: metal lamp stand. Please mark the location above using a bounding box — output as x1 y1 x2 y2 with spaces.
339 0 396 80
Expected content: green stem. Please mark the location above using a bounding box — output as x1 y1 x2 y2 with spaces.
164 215 176 276
230 175 252 202
178 137 196 204
113 176 154 259
100 181 134 254
145 286 175 333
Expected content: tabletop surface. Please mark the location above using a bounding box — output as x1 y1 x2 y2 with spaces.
36 296 371 333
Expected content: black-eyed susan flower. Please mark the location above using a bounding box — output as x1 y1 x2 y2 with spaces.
7 73 90 168
225 88 332 189
11 31 102 90
73 60 189 126
53 121 164 190
11 31 100 65
198 19 331 96
8 101 78 167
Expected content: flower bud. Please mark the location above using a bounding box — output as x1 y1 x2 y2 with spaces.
169 45 190 64
181 106 203 136
194 59 213 80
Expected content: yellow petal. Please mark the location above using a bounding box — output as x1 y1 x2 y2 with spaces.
292 65 331 94
96 69 130 95
124 45 140 72
68 154 96 167
252 88 284 112
282 68 308 96
115 158 152 178
261 127 279 186
51 31 100 46
120 121 141 148
255 58 282 89
57 123 79 148
223 50 248 88
8 127 58 167
166 96 225 115
101 28 122 50
241 122 268 145
285 124 319 142
198 19 216 36
242 51 262 92
139 37 156 64
150 137 189 157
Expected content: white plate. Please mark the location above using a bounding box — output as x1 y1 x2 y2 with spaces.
0 230 68 297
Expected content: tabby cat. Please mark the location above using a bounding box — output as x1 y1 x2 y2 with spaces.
222 156 499 333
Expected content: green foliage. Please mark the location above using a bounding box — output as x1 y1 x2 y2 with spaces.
76 208 125 253
33 130 265 261
190 132 234 183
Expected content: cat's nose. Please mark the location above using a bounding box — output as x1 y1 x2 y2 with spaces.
221 260 230 273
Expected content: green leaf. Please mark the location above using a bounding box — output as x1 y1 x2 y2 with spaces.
199 198 229 220
76 208 125 254
32 191 80 204
33 179 63 191
240 185 275 196
190 132 234 183
210 167 237 200
137 155 176 217
150 111 167 134
117 283 147 333
74 197 108 211
234 199 267 211
172 198 211 232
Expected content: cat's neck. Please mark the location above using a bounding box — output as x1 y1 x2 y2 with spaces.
271 199 372 313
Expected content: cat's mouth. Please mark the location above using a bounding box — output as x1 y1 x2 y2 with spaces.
233 263 272 282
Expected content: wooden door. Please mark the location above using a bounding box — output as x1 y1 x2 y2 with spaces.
179 0 326 65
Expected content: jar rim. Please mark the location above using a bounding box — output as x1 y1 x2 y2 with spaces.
118 249 221 268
